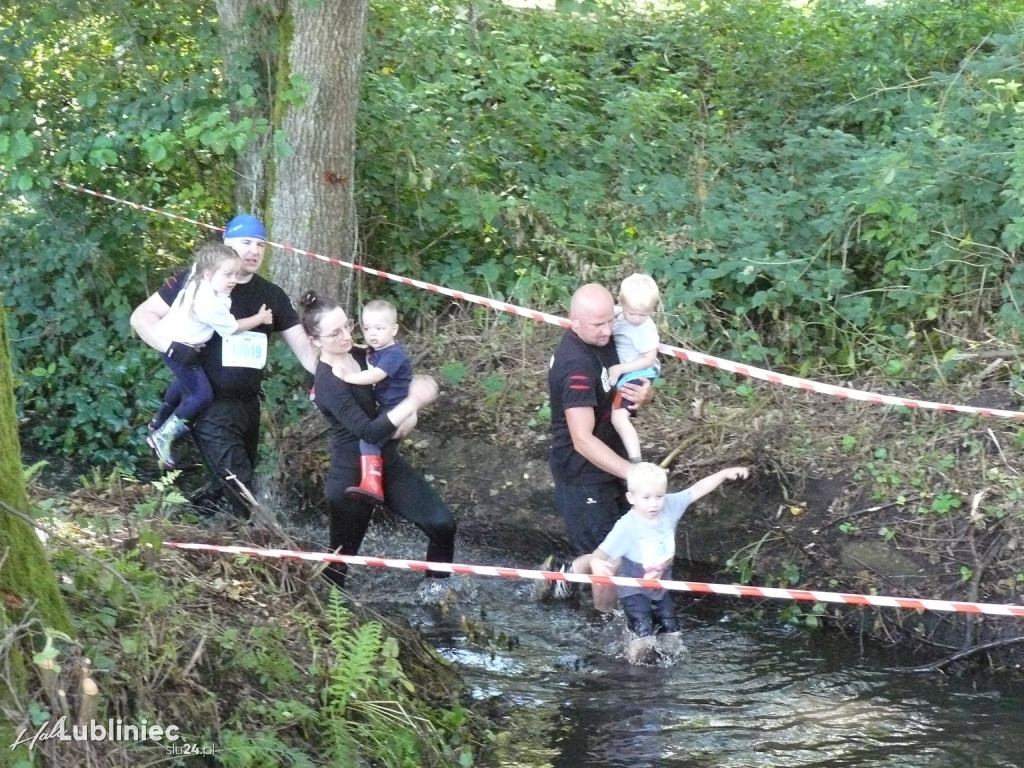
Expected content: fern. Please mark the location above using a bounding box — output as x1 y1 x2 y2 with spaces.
321 589 385 764
21 459 48 484
319 588 468 768
323 588 384 711
217 729 317 768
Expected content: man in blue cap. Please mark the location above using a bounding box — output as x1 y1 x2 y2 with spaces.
131 213 318 520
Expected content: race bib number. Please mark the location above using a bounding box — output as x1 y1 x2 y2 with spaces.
221 332 268 369
639 534 674 570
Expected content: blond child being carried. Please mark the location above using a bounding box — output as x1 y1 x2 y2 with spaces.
607 273 661 463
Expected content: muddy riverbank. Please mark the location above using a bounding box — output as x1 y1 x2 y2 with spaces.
273 319 1024 672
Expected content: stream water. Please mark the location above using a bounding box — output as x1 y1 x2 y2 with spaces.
323 515 1024 768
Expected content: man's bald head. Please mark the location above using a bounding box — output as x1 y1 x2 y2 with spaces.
569 283 615 347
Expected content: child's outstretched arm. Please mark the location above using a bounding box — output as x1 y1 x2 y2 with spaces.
686 466 750 503
337 366 389 386
235 303 274 332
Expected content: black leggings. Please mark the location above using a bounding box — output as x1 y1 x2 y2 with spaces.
324 451 456 587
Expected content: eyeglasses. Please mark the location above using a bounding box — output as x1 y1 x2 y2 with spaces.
318 321 354 340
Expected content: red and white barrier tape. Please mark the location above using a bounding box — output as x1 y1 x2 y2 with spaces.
58 180 1024 420
165 541 1024 618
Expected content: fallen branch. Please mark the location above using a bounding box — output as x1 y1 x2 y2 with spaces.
658 430 703 470
910 635 1024 672
948 350 1019 360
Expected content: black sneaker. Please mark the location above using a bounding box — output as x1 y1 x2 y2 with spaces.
552 563 577 600
534 555 575 601
533 555 556 600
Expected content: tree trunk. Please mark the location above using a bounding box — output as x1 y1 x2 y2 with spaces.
0 293 73 767
215 0 283 217
267 0 367 306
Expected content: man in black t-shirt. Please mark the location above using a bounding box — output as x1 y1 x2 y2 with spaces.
131 214 318 519
547 283 653 611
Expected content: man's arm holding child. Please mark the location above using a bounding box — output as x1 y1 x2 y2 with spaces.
608 348 659 387
130 293 173 354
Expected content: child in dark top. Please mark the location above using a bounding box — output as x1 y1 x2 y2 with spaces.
337 299 413 502
591 461 749 663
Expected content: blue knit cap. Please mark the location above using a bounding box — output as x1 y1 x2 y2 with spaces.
223 213 267 240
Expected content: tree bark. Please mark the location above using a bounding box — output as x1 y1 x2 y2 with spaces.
267 0 367 306
0 294 73 767
214 0 283 216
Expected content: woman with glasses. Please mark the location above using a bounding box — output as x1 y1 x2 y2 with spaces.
298 291 456 601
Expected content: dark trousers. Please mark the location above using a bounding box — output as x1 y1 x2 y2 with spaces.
190 397 261 519
554 480 629 555
323 450 456 586
621 592 680 637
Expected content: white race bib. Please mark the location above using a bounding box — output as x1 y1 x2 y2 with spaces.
221 331 268 369
639 533 674 570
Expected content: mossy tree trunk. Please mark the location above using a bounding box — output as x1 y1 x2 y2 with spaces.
214 0 279 217
0 296 73 766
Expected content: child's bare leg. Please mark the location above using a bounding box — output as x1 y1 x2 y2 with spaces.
570 553 618 612
611 407 641 462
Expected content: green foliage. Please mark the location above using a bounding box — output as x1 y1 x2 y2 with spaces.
439 361 469 388
25 476 478 767
217 731 317 768
0 0 244 202
133 471 188 518
1 196 168 466
7 0 1024 469
314 589 472 768
780 601 828 630
929 492 963 515
359 0 1024 367
725 532 779 584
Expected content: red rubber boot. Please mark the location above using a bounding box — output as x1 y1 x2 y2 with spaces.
345 454 385 503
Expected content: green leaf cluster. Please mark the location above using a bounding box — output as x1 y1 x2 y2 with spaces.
1 198 161 464
358 0 1024 370
6 0 1024 465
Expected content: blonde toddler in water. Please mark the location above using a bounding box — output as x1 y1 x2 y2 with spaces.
591 462 749 663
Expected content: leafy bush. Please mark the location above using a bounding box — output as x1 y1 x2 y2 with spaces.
1 195 171 466
358 0 1024 368
7 0 1024 466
